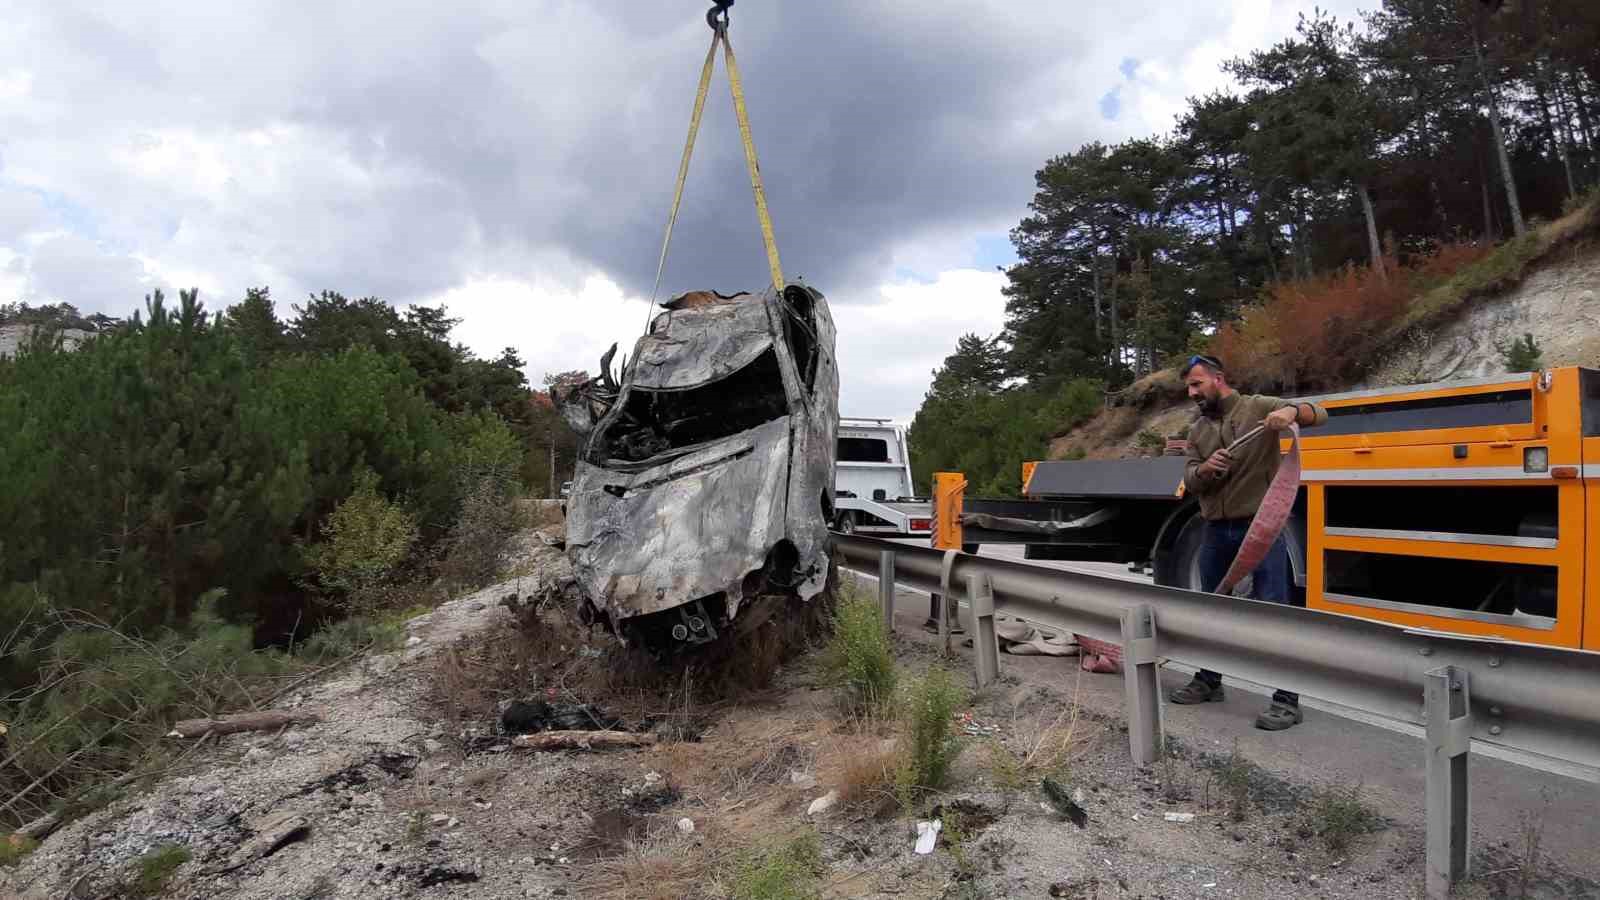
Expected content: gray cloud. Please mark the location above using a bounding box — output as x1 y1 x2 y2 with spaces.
0 0 1366 415
0 186 51 243
25 234 150 312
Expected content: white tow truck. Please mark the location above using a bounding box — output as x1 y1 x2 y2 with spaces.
832 417 932 537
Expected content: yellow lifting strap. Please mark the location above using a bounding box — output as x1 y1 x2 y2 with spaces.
648 4 785 307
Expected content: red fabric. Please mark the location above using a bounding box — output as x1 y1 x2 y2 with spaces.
1075 634 1122 674
1216 423 1301 595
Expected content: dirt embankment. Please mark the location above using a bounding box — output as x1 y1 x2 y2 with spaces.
1048 369 1194 461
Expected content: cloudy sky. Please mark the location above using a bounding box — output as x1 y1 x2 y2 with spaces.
0 0 1364 421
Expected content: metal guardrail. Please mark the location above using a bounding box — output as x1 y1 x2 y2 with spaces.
831 533 1600 899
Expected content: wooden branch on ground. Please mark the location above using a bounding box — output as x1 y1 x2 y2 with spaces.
167 710 321 739
510 730 656 751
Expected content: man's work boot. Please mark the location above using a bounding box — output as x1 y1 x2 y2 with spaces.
1169 678 1224 704
1254 701 1303 731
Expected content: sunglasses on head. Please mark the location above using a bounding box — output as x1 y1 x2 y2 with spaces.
1184 354 1223 373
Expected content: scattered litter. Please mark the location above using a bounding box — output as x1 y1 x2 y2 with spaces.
501 700 623 735
430 814 450 826
1203 883 1217 889
914 820 942 855
955 711 1000 737
578 646 604 659
1164 812 1196 823
643 772 662 786
472 802 492 811
807 790 839 816
676 818 695 835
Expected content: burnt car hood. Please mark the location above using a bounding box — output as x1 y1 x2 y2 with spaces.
630 296 773 389
564 417 816 622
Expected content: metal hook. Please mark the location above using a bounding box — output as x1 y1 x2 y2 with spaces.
706 0 732 34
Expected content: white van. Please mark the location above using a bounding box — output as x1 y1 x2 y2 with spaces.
833 418 932 536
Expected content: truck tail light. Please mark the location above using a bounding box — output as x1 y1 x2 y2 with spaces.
910 518 932 532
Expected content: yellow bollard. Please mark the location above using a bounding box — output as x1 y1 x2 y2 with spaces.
931 472 967 551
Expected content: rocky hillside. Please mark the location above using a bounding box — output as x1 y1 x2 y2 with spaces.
1051 204 1600 461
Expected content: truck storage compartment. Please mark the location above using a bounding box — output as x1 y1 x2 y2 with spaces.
1323 549 1557 625
1324 485 1558 547
1301 388 1532 439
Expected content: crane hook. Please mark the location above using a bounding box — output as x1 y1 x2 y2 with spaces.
706 0 733 34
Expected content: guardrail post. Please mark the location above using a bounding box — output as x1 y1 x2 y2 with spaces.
966 572 999 689
1425 665 1471 899
1120 604 1163 767
878 550 896 633
938 550 960 656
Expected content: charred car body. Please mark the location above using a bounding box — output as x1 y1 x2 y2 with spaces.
554 284 839 653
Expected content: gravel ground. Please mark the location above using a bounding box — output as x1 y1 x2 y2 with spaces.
5 527 1594 900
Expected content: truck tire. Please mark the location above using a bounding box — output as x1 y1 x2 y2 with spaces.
1155 510 1308 605
836 511 857 535
1155 513 1207 591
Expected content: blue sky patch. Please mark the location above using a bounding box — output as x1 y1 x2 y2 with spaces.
973 233 1017 271
1099 87 1122 121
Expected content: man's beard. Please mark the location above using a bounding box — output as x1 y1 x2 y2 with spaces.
1195 395 1221 417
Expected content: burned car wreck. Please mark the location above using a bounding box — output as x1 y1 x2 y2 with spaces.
553 284 839 654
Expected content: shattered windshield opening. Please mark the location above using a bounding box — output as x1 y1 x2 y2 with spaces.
600 348 789 463
782 288 819 395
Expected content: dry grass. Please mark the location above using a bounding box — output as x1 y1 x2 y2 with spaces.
984 679 1094 796
578 822 729 900
818 728 900 813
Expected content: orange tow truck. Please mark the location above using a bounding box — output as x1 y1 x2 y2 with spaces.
934 367 1600 650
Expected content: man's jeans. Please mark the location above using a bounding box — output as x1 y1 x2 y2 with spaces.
1194 518 1298 706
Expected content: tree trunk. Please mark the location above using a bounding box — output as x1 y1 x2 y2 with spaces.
1541 60 1578 200
1482 168 1495 242
1553 74 1582 195
1475 34 1526 237
168 710 322 738
1535 75 1561 166
511 730 657 751
1358 183 1387 283
1570 70 1596 171
1091 258 1103 342
1418 106 1450 233
1430 177 1450 235
1107 264 1120 374
548 428 556 500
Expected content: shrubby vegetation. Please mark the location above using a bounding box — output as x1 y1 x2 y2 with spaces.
908 335 1101 496
0 287 538 830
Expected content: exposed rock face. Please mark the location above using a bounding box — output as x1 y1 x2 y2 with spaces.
0 324 91 358
1367 246 1600 387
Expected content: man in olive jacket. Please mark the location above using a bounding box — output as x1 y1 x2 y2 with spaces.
1171 354 1328 731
